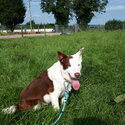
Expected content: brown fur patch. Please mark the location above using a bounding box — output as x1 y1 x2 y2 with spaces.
17 70 53 111
58 51 72 69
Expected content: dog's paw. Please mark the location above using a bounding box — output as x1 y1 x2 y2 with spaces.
61 97 66 105
33 103 41 111
53 106 60 112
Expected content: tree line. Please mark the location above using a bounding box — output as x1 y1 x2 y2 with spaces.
105 19 125 30
0 0 108 32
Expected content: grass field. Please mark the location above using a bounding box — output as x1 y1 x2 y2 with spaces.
0 31 125 125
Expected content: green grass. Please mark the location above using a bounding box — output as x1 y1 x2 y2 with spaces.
0 30 125 125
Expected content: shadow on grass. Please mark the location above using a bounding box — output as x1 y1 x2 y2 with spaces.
73 117 109 125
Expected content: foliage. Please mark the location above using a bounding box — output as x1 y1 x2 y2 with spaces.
40 23 54 28
25 20 36 26
24 20 37 29
0 0 26 32
22 23 54 29
123 21 125 24
40 0 108 27
105 19 123 30
40 0 72 25
73 0 108 26
0 31 125 124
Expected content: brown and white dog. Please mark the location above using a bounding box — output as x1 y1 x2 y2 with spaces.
2 48 84 114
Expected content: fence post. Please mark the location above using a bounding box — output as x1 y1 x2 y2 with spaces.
74 24 79 32
44 25 46 36
98 25 100 30
21 26 23 37
0 24 3 33
55 24 59 33
38 25 40 33
62 25 64 34
24 28 26 34
123 23 125 31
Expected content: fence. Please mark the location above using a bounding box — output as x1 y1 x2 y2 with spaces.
54 24 125 33
0 23 125 36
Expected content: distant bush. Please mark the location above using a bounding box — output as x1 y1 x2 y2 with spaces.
105 19 123 30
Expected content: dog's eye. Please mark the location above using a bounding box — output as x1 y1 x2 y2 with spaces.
78 64 80 66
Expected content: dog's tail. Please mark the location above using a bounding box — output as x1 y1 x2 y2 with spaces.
2 105 19 114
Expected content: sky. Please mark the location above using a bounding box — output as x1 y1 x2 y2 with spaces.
23 0 125 25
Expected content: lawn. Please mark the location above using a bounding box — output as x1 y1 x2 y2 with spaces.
0 30 125 125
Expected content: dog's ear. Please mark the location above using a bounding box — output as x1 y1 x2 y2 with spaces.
79 48 84 61
80 48 84 54
57 51 68 63
74 48 84 57
78 48 84 56
57 51 72 69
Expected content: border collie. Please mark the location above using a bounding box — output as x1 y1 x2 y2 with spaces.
2 48 84 114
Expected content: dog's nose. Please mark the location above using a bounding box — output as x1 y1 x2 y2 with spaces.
74 72 80 78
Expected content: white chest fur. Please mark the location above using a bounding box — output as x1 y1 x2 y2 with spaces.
43 61 72 110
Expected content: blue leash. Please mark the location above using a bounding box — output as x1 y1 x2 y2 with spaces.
52 91 69 125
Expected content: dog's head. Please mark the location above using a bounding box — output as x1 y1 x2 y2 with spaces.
57 48 84 90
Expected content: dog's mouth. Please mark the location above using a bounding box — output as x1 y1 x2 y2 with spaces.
69 75 80 91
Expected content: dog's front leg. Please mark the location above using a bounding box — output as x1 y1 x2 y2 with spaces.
61 96 65 105
50 93 60 111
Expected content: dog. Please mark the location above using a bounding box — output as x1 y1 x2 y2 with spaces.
2 48 84 114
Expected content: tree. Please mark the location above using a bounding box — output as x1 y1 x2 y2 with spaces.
0 0 26 32
40 0 72 25
105 19 123 30
73 0 108 26
26 20 36 26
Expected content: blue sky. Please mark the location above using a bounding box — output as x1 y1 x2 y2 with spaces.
23 0 125 25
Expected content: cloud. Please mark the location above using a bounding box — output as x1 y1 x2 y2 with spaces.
114 0 125 4
107 5 125 11
32 14 42 18
31 1 40 6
